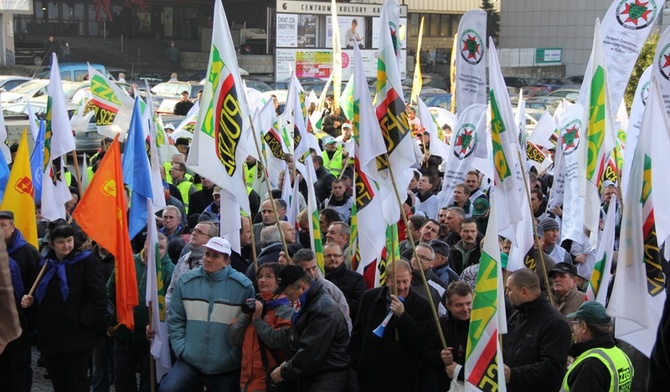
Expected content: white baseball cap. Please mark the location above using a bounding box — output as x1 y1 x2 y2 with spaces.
203 237 231 256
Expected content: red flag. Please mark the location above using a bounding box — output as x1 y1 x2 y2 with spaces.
72 136 137 329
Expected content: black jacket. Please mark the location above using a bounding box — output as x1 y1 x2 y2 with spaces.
422 313 470 391
410 269 447 316
503 294 572 392
351 286 434 392
315 166 335 204
188 186 215 217
281 279 350 380
449 240 481 276
6 229 41 295
325 262 366 322
173 100 194 115
31 249 107 354
322 113 348 138
564 334 622 391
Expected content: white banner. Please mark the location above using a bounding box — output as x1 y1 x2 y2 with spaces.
454 10 487 115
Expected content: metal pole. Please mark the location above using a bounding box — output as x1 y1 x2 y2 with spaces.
121 34 124 53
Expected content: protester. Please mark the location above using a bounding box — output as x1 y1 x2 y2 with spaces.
549 262 586 318
270 265 351 390
503 268 572 392
159 237 254 391
563 301 634 391
323 242 366 323
228 262 293 392
351 259 433 391
21 221 107 392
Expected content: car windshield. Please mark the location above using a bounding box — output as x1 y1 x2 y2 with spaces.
423 94 452 110
10 80 47 94
151 83 188 96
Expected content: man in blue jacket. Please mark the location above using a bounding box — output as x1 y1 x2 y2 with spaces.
159 237 254 392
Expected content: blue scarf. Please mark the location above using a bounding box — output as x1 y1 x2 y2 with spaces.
9 257 24 300
35 250 92 303
292 281 315 325
7 229 28 255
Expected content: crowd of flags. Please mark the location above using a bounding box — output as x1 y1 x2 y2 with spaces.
1 0 669 387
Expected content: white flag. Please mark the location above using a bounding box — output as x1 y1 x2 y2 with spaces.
454 10 487 114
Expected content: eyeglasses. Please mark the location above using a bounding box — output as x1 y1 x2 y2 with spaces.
192 228 211 237
417 255 434 262
323 254 343 258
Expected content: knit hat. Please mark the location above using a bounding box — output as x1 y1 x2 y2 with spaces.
539 218 559 232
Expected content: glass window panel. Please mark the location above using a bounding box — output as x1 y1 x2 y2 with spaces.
429 14 439 37
48 2 59 22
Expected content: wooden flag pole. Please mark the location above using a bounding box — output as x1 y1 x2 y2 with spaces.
384 152 447 350
148 301 156 392
70 149 84 200
248 115 290 259
517 150 554 307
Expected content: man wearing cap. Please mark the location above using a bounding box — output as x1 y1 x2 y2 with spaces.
173 90 194 115
174 138 190 156
322 137 347 177
549 262 585 318
503 268 572 392
540 218 571 264
562 301 633 391
430 239 459 286
0 210 41 391
472 198 490 234
200 186 222 221
270 265 351 390
160 237 254 391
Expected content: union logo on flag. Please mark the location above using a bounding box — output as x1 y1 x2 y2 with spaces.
459 29 484 65
453 123 477 160
101 179 117 197
560 119 581 156
615 0 658 30
14 176 34 196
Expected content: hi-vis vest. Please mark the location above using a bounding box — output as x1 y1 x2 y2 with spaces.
561 346 633 392
322 149 344 177
175 180 194 213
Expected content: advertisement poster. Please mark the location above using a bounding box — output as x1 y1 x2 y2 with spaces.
276 48 404 82
297 14 318 48
276 14 298 47
326 16 366 49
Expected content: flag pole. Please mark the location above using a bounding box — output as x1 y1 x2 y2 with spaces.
147 300 157 392
384 152 447 349
517 150 554 306
612 148 624 213
247 114 290 259
70 149 84 199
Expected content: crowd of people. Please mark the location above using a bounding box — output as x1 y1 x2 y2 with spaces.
1 96 669 392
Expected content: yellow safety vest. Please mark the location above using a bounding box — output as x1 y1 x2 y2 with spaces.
561 346 633 392
322 148 344 177
175 179 195 214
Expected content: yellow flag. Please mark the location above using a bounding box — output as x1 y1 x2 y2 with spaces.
0 131 38 248
410 17 424 105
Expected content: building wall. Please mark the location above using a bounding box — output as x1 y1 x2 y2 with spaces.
499 0 668 77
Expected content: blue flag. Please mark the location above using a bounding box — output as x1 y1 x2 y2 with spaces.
29 119 45 203
122 97 153 239
0 151 9 200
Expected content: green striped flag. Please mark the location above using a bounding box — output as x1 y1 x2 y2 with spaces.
465 195 507 391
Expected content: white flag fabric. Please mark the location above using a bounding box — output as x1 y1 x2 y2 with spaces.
145 199 172 382
586 196 617 305
464 195 507 392
88 64 135 140
374 0 416 225
352 43 386 275
256 100 288 186
436 103 487 208
0 100 10 163
417 97 450 161
47 55 76 159
601 0 665 109
454 10 487 114
578 19 615 249
528 110 558 150
40 159 72 221
557 104 585 244
622 66 651 199
488 38 523 232
608 77 667 357
186 0 252 218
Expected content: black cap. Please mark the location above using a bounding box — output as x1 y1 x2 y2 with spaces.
0 210 14 220
549 262 578 277
175 138 190 147
428 239 450 256
274 265 307 295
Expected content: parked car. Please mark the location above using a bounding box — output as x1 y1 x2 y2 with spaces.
4 98 101 153
421 92 452 110
35 63 112 82
1 79 50 104
13 39 48 65
534 77 578 91
0 76 32 92
133 72 165 87
243 79 273 93
150 81 203 99
566 75 584 84
106 67 128 81
504 76 539 89
526 88 580 114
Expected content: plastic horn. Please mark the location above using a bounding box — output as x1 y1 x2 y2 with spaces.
372 297 404 338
